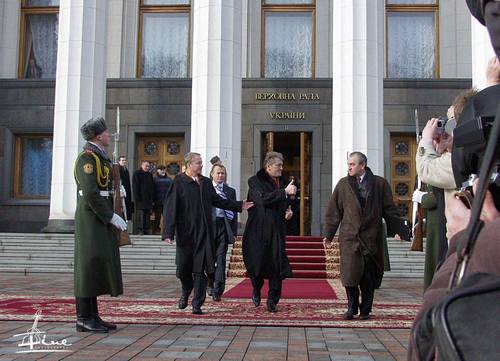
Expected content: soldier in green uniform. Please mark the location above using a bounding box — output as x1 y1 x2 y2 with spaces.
74 117 127 333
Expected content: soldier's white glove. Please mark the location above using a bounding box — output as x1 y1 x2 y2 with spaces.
111 213 127 231
120 184 126 198
412 190 427 204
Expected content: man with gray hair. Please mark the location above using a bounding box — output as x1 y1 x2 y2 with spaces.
242 151 297 313
323 152 408 320
163 152 253 315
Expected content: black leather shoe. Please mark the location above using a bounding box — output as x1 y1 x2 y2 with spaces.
76 318 108 333
192 306 203 315
252 290 261 307
178 295 188 309
343 311 354 320
359 313 370 320
266 302 278 313
95 315 117 330
207 286 214 297
212 294 221 302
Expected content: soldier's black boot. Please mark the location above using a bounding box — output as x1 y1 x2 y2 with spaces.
76 297 108 333
90 297 117 330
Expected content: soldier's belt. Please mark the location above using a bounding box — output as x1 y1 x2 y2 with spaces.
78 190 113 197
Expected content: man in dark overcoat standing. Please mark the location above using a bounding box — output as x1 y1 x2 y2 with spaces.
118 155 133 221
74 117 128 333
323 152 409 320
132 160 154 234
163 152 253 314
242 151 297 313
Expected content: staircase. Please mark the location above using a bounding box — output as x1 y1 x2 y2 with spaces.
0 233 424 278
0 233 179 275
228 236 340 278
384 238 425 278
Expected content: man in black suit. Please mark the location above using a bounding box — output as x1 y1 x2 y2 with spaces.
207 163 238 302
118 156 133 221
132 161 154 235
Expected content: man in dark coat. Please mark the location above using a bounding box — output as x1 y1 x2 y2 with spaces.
118 155 133 220
207 163 238 301
163 152 253 315
242 151 297 313
153 165 172 234
323 152 409 320
74 117 128 333
132 160 154 234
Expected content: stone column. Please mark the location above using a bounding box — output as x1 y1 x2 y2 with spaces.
0 0 20 78
331 0 384 188
191 0 242 194
471 16 496 89
45 0 108 232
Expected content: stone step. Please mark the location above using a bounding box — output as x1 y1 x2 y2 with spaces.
0 233 423 277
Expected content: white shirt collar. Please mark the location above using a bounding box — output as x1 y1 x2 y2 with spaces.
88 141 104 153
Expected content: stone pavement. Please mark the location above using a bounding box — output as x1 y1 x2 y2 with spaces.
0 274 422 361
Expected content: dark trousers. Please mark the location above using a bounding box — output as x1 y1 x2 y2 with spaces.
137 209 151 234
75 296 99 319
345 257 377 315
153 204 163 232
180 273 207 309
251 273 282 305
208 218 229 296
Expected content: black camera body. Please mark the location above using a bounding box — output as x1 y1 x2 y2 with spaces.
452 84 500 209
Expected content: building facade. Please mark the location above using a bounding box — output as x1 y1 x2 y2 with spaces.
0 0 493 233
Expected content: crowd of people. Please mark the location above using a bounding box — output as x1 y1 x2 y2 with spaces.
72 2 499 360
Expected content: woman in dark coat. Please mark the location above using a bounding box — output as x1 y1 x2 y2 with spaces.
242 151 297 312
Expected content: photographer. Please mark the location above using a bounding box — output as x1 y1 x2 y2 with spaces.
415 89 477 202
408 183 500 361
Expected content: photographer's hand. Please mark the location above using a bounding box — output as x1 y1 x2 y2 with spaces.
446 195 470 240
421 118 439 146
472 180 500 222
446 184 500 239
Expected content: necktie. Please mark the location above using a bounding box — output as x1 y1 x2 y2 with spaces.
215 184 234 220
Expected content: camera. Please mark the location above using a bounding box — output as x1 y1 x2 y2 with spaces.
436 117 448 134
436 116 456 135
452 84 500 209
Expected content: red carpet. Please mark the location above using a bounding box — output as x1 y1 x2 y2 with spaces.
223 278 337 299
0 294 419 329
228 236 341 279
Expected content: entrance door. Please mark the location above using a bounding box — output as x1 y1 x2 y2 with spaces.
390 134 418 223
136 136 185 179
262 132 312 236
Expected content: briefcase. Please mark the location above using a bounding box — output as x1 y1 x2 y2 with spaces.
118 230 131 247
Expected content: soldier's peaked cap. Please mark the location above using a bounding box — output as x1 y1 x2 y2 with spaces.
80 117 107 141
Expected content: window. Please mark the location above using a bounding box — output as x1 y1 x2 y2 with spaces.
138 0 190 78
262 0 315 78
13 135 53 198
19 0 59 79
386 0 439 78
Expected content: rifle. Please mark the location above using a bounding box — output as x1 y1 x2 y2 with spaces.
113 106 131 247
411 109 424 251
